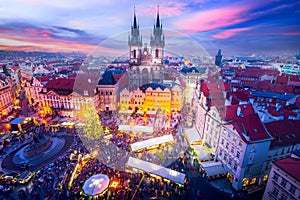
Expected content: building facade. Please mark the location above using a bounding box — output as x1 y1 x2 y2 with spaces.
97 70 119 112
119 83 183 115
216 114 273 191
263 157 300 200
0 77 13 118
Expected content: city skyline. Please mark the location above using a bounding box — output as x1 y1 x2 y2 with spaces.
0 0 299 56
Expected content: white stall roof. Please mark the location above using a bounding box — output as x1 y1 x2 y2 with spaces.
130 134 173 152
127 157 185 185
184 127 201 144
200 161 226 177
118 125 153 133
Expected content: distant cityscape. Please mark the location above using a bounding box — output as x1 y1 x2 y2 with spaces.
0 4 300 200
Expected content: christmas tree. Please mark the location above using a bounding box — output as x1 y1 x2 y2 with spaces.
76 103 103 138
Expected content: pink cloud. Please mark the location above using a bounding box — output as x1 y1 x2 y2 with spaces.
212 27 253 39
173 0 274 34
174 6 251 34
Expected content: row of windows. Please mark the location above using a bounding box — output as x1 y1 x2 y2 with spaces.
100 91 113 95
273 172 297 195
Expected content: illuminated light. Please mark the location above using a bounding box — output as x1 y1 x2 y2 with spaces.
169 170 179 177
250 178 256 185
242 178 249 187
263 175 268 182
110 181 118 188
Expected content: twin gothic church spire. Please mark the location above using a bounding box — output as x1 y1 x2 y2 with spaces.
129 6 165 65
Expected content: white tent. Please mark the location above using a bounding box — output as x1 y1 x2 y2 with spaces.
118 125 153 133
199 161 226 177
184 127 201 144
127 157 185 185
130 134 174 152
82 174 110 196
191 145 212 161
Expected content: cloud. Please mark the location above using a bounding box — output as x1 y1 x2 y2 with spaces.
212 27 254 39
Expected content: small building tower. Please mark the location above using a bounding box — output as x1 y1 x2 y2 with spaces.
215 49 223 66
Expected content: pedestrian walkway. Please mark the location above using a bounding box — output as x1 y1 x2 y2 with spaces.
209 178 234 195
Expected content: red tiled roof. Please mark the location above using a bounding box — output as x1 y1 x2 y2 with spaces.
252 81 295 94
274 157 300 182
276 74 289 85
224 83 231 91
9 66 20 71
267 106 297 119
232 113 272 143
226 90 253 103
37 76 52 82
265 120 300 147
45 78 75 90
235 68 279 78
225 104 255 121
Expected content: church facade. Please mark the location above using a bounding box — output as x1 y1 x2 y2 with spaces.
127 8 166 89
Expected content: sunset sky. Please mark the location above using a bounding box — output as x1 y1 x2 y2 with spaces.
0 0 299 56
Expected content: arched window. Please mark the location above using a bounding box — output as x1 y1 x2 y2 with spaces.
133 49 136 58
155 49 159 58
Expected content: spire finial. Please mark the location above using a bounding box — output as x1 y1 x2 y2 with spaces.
156 5 160 28
133 5 138 29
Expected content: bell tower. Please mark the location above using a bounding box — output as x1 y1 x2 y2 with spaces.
128 7 142 65
150 6 165 64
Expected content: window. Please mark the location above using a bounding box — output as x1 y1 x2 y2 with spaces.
249 153 254 161
272 187 279 197
281 178 287 188
228 158 232 166
280 193 287 200
273 172 279 181
226 143 229 148
233 136 237 141
289 185 296 194
133 49 136 58
231 147 234 153
236 151 240 158
239 140 243 146
221 139 224 145
233 164 237 171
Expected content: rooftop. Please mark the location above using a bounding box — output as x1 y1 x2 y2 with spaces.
231 113 272 143
274 157 300 182
265 120 300 147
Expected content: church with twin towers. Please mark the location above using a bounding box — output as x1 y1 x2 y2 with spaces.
128 7 166 88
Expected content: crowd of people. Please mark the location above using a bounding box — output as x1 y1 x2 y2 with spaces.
68 157 142 199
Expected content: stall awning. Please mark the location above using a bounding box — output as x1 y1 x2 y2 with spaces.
191 145 212 161
130 134 173 152
184 127 201 144
127 157 185 185
10 118 26 125
200 161 226 177
118 125 153 133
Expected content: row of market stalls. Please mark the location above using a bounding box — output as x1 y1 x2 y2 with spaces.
118 125 153 133
126 157 186 185
184 127 227 181
130 134 174 152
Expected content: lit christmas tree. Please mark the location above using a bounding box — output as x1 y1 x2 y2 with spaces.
76 103 103 138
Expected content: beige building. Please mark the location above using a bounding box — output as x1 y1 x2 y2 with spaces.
263 157 300 200
0 77 13 117
119 82 183 115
